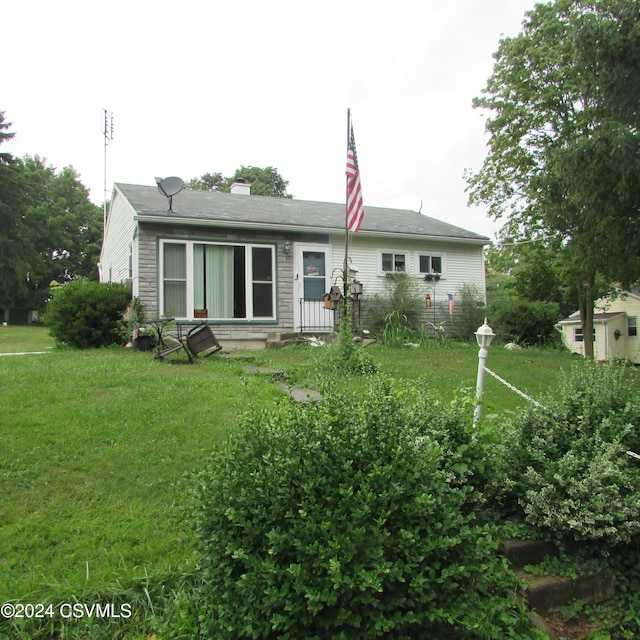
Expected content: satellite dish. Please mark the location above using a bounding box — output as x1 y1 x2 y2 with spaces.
155 176 185 211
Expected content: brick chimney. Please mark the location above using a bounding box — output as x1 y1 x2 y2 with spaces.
230 178 251 195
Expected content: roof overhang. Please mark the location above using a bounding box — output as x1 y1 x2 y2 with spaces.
134 214 491 245
556 312 626 326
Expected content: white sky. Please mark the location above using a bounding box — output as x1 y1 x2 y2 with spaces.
4 0 538 239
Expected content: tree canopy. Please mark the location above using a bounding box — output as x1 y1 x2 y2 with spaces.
0 111 103 312
187 165 292 198
467 0 640 357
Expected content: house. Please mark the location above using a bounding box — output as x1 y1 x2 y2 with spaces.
99 181 490 347
556 290 640 363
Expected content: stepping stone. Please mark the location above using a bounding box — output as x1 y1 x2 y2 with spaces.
278 384 323 403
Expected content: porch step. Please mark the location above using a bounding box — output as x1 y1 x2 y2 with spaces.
517 568 615 615
265 332 304 349
502 539 615 616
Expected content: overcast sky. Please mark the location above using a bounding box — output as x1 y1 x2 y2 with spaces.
4 1 539 239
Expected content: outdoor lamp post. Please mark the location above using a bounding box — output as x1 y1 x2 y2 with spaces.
473 318 495 428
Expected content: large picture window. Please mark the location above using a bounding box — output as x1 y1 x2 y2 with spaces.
160 240 275 321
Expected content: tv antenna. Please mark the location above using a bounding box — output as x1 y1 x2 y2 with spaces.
155 176 185 212
103 109 114 228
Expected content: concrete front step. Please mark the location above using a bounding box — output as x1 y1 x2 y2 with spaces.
265 332 303 349
503 539 616 615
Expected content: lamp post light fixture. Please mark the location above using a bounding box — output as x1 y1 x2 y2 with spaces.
473 318 495 428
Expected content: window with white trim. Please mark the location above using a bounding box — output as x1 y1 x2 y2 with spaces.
573 326 596 342
628 316 638 337
418 254 443 275
160 240 275 320
381 252 406 273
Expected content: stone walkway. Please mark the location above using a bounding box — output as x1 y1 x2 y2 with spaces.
243 365 323 403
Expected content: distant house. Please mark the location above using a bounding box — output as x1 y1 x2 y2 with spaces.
99 182 490 347
556 290 640 363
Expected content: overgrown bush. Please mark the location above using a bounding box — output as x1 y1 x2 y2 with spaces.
493 361 640 543
190 379 538 639
363 273 423 343
317 305 379 375
486 295 561 346
457 283 487 340
43 279 132 348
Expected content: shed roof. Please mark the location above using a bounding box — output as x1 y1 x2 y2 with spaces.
114 183 490 244
557 311 626 325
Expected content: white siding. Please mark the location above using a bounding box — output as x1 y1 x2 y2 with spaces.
596 293 640 363
560 292 640 363
99 187 137 290
329 235 486 297
329 234 487 335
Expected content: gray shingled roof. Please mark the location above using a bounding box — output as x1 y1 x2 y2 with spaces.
115 183 489 243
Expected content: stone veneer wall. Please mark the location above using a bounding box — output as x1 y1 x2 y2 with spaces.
137 223 326 342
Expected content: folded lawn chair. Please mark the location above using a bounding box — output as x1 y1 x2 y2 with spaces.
155 323 222 363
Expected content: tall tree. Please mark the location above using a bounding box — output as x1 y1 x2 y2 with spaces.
20 157 103 304
467 0 640 358
186 172 225 191
188 166 292 198
0 120 103 313
0 112 30 310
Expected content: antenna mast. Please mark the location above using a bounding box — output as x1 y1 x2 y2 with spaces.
103 109 114 228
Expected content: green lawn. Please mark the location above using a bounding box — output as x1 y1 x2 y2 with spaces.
0 327 577 604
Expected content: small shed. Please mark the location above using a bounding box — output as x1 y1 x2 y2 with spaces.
556 290 640 363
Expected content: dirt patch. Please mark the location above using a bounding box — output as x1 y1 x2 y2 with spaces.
541 611 602 639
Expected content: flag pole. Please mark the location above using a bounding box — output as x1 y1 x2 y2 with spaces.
344 107 351 299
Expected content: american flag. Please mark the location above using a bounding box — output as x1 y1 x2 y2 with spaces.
346 124 364 233
448 293 456 316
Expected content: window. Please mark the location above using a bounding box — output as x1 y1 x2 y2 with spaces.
302 251 326 300
381 252 406 273
418 254 443 275
160 240 275 320
162 243 187 317
628 316 638 337
573 326 596 342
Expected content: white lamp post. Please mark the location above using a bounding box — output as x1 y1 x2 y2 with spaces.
473 318 495 428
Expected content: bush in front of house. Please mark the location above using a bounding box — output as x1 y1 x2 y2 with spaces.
44 279 132 348
486 295 561 346
493 361 640 544
189 378 538 639
362 272 424 344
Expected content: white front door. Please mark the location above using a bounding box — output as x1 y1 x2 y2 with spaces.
294 243 335 332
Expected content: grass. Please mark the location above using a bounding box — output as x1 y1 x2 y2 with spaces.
260 338 576 414
0 327 284 603
0 326 582 636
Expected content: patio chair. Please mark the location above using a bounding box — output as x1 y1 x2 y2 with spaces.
155 323 222 363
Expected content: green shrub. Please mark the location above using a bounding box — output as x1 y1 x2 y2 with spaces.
317 306 379 375
190 379 538 639
494 362 640 543
487 295 561 346
43 279 132 348
363 273 423 342
457 284 487 340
